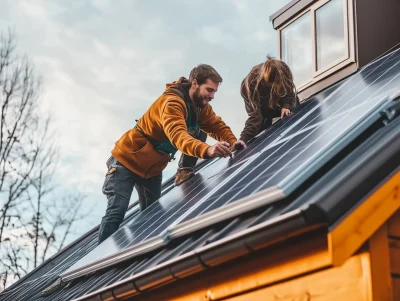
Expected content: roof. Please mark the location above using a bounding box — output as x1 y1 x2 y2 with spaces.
1 48 400 301
269 0 317 29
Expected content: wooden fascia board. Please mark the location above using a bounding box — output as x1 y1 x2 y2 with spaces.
328 171 400 267
136 229 331 301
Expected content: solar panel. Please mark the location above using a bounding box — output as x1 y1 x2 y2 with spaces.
62 48 400 280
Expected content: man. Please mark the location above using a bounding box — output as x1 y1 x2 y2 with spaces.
98 64 246 243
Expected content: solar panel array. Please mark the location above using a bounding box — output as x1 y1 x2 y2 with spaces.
63 48 400 279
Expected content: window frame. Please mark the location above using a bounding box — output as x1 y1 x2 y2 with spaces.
278 0 355 91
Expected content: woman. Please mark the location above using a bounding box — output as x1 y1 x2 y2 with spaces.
239 56 298 144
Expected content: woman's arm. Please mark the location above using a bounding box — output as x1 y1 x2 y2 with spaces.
239 100 263 144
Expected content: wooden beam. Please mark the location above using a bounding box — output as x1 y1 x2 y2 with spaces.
387 210 400 238
389 238 400 275
224 253 372 301
393 277 400 301
328 171 400 266
367 224 393 301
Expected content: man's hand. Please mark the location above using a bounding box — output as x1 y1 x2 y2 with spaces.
232 140 247 151
281 108 291 119
206 142 232 159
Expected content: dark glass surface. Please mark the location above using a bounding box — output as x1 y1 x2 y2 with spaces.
66 49 400 274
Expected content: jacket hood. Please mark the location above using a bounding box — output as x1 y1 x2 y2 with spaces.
164 77 201 124
165 77 192 102
165 77 189 92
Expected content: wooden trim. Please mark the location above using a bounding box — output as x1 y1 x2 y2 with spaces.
225 253 372 301
277 7 312 35
136 229 331 301
328 171 400 267
277 30 282 60
297 61 357 102
270 0 301 22
368 224 393 301
393 277 400 301
311 5 317 78
313 0 350 76
387 210 400 238
272 0 317 29
347 0 356 65
278 9 314 88
389 238 400 275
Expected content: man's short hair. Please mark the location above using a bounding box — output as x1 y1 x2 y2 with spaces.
189 64 223 86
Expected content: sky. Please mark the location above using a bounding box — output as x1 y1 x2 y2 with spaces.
0 0 292 237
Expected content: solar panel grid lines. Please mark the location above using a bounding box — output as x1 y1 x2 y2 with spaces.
278 56 400 191
163 152 263 226
170 48 400 222
267 105 370 149
120 152 266 241
167 186 285 239
271 49 400 149
61 48 400 282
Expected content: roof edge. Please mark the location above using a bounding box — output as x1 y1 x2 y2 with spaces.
269 0 301 21
61 186 286 282
71 208 316 301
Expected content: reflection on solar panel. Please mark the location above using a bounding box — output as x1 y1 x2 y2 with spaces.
62 48 400 281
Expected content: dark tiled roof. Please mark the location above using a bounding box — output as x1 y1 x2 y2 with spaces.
1 49 400 301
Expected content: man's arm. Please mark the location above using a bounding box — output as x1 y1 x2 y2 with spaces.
162 99 211 159
198 105 237 146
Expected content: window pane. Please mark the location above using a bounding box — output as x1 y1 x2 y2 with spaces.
281 12 312 87
316 0 346 70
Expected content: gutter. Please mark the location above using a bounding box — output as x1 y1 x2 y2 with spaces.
72 208 317 301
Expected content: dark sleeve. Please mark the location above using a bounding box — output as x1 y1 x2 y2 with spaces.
279 90 299 109
239 81 263 143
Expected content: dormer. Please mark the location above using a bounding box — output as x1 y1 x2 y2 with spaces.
270 0 399 101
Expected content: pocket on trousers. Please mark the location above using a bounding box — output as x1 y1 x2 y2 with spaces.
102 166 116 195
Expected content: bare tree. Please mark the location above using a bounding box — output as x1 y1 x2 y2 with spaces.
0 29 90 291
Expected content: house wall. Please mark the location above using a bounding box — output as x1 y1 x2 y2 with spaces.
133 227 393 301
355 0 400 68
223 253 374 301
388 210 400 300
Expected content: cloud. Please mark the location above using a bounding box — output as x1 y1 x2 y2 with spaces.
93 39 113 58
0 0 293 230
199 26 234 47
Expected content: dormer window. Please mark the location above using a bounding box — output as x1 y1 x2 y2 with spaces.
277 0 355 91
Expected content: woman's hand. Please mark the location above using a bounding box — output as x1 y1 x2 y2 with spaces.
232 140 247 151
281 108 291 119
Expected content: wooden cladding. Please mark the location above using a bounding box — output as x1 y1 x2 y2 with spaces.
388 209 400 299
393 278 400 301
225 254 372 301
388 210 400 238
389 238 400 275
